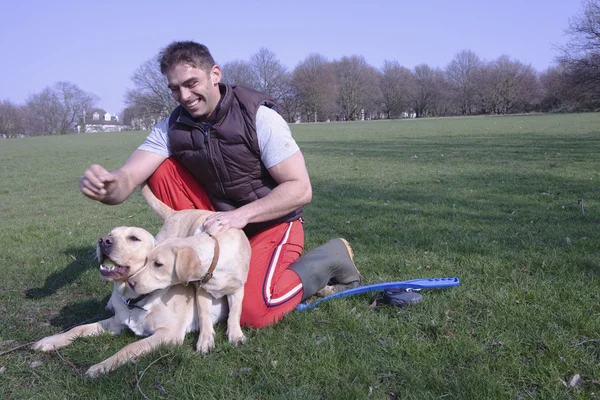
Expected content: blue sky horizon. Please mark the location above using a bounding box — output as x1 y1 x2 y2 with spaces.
0 0 583 115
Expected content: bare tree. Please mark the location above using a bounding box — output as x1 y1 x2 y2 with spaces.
277 73 302 123
292 53 338 122
473 56 539 114
221 60 256 88
124 56 177 123
248 48 290 103
539 66 571 111
558 0 600 107
333 55 380 121
494 56 539 114
410 64 445 118
26 88 61 135
380 60 414 119
222 55 298 122
55 81 99 132
363 66 383 120
445 50 482 115
0 100 27 137
26 82 98 135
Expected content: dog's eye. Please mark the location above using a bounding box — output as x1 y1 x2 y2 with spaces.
154 262 163 268
129 236 141 242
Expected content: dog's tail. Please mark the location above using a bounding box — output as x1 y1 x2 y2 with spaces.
140 183 175 221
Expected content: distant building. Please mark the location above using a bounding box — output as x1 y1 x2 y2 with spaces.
80 109 123 133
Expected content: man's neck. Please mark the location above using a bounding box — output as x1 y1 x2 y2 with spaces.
201 84 226 123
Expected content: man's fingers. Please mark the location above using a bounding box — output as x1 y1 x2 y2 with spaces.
205 222 225 236
204 215 229 235
80 186 104 200
81 170 103 190
79 165 116 200
89 164 115 184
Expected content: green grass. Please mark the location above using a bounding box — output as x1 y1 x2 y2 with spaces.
1 113 599 399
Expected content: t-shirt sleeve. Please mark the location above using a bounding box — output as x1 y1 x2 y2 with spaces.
137 118 171 157
256 106 300 169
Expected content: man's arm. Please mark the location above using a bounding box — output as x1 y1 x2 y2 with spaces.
79 150 167 205
203 150 312 233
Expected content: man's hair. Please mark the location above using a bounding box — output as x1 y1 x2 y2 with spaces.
159 41 216 74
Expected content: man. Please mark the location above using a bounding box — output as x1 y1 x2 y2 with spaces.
80 41 360 328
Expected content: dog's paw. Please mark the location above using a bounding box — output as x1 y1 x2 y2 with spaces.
229 333 246 347
196 332 215 354
227 328 246 347
32 335 69 352
85 363 109 378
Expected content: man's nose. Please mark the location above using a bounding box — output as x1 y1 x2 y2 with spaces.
179 87 191 102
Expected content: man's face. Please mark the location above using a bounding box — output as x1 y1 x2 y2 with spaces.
166 63 222 120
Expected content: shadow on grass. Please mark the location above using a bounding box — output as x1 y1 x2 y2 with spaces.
50 295 112 330
306 168 600 276
25 246 97 299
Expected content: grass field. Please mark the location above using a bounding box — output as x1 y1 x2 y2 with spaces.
1 113 599 399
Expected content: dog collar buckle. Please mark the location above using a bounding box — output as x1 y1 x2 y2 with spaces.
122 293 149 310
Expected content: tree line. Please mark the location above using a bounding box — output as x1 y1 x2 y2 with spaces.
0 82 98 137
2 0 599 137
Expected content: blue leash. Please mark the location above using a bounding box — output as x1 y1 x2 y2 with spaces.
296 277 460 311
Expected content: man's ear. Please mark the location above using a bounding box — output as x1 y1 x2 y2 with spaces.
210 65 222 85
174 246 200 285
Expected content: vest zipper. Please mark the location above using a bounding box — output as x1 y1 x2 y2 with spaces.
202 123 226 196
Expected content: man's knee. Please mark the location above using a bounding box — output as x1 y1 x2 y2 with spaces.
148 158 179 188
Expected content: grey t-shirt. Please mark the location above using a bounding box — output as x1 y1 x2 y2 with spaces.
137 106 299 169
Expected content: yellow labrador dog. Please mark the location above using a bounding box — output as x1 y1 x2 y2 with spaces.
133 184 251 353
128 228 250 353
33 226 224 377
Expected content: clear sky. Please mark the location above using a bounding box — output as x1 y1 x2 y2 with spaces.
0 0 583 115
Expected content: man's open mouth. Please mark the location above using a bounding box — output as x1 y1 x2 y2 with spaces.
185 97 204 111
98 257 130 280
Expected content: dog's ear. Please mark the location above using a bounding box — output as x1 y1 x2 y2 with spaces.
174 246 200 285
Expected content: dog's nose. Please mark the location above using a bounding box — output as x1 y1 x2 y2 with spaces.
99 236 113 248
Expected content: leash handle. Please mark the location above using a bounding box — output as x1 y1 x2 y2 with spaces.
295 277 459 311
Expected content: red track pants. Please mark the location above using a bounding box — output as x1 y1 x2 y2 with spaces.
147 158 304 328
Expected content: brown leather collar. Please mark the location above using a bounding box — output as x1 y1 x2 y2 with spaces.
195 233 219 285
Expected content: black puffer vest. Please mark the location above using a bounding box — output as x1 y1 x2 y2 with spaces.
167 84 303 237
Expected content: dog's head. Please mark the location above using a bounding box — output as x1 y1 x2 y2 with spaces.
128 236 213 294
97 226 156 281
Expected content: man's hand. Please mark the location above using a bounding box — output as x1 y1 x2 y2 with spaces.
79 164 118 202
203 210 250 235
79 151 167 205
